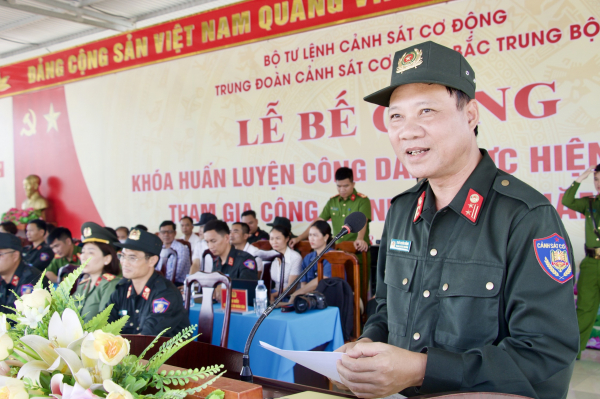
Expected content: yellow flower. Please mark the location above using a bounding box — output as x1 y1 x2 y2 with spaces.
81 331 129 366
0 377 28 399
104 379 134 399
21 289 51 309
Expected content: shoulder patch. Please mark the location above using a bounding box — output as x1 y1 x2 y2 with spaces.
21 284 34 296
152 297 170 313
40 252 50 262
493 174 549 209
243 259 256 270
533 233 573 284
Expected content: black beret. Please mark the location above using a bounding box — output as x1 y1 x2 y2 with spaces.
0 232 22 251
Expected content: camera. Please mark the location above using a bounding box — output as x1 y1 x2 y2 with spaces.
293 291 327 313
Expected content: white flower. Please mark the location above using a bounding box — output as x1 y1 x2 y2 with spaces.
16 304 49 329
0 315 13 360
0 361 10 376
103 379 134 399
48 309 85 348
14 289 51 328
21 288 51 309
54 348 105 390
0 377 29 399
81 331 129 366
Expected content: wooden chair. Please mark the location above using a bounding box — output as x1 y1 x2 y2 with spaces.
158 247 177 283
294 240 312 259
175 239 193 264
256 252 285 297
251 240 272 251
317 251 361 341
201 249 214 272
57 264 79 283
184 271 232 348
336 241 369 321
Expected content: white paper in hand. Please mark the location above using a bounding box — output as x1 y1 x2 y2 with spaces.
259 341 344 383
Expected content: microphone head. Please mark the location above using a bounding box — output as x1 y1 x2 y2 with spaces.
343 212 367 234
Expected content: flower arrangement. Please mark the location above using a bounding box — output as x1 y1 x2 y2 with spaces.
0 264 225 398
1 208 42 225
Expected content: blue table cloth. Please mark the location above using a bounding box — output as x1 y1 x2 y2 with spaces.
188 304 344 383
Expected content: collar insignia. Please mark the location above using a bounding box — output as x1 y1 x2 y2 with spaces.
228 257 234 266
413 191 426 223
142 286 151 300
127 286 132 298
461 189 484 223
11 275 20 287
397 48 423 74
351 194 356 201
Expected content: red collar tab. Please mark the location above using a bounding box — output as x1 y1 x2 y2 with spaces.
127 286 132 298
254 231 259 236
413 191 426 223
228 257 234 266
94 277 101 287
36 245 42 250
11 275 20 287
142 287 151 300
461 189 484 223
72 254 79 262
351 194 356 201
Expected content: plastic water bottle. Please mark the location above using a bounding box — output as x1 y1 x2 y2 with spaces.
255 280 268 315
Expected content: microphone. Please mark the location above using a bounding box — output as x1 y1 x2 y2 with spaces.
240 212 367 382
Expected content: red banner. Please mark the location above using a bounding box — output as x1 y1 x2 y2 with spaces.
0 0 444 99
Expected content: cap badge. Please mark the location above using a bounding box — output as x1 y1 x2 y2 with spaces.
129 229 141 240
396 48 423 74
83 227 92 237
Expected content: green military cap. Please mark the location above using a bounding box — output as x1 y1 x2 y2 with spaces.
81 222 118 245
0 232 22 251
114 228 162 256
364 41 476 107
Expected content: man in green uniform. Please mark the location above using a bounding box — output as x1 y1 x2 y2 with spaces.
204 220 258 280
107 228 190 337
562 164 600 358
22 219 54 272
334 41 578 399
75 222 122 323
0 233 48 317
45 227 81 283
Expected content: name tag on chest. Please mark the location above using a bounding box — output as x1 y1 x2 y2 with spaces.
390 239 411 252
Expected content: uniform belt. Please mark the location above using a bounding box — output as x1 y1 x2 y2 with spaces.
584 246 600 259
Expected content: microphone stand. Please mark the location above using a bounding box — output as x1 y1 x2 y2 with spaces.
240 227 351 382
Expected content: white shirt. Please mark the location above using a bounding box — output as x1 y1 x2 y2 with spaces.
243 242 263 272
179 233 201 248
191 239 213 272
257 247 302 292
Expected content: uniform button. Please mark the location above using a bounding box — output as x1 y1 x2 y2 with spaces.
430 248 438 256
342 214 346 217
501 180 509 186
442 283 448 291
135 309 140 313
129 323 134 326
402 278 408 285
423 290 430 298
486 282 494 290
136 327 140 330
343 204 346 206
413 332 420 341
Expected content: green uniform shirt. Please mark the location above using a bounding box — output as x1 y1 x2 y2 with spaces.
362 150 578 398
46 245 82 275
561 181 600 248
319 189 371 243
75 273 122 323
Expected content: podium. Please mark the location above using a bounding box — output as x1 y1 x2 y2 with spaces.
125 335 532 399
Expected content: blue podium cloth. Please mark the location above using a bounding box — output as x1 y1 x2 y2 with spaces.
188 304 344 383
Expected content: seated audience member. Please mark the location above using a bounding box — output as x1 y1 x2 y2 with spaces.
190 213 217 273
76 222 122 323
289 220 333 301
204 220 258 280
0 233 47 316
131 224 148 232
107 228 190 337
230 222 263 272
157 221 190 287
46 227 81 283
258 217 302 301
115 226 129 243
242 210 269 244
22 219 54 272
179 216 201 247
0 222 17 235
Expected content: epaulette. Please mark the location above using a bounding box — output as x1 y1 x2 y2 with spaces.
330 194 340 199
391 179 427 204
102 273 115 281
357 192 367 198
492 173 549 210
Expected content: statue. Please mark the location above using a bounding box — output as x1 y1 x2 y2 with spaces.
21 175 49 219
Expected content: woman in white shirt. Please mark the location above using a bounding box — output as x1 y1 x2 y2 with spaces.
257 225 302 301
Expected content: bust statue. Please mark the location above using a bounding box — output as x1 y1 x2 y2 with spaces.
21 175 49 217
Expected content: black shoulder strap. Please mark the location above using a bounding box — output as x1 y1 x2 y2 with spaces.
589 198 600 240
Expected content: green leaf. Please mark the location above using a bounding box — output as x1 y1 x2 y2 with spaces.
205 390 225 399
34 271 47 289
84 304 113 332
102 314 129 335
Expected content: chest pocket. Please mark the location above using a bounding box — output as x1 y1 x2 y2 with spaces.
434 262 503 350
384 253 417 337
